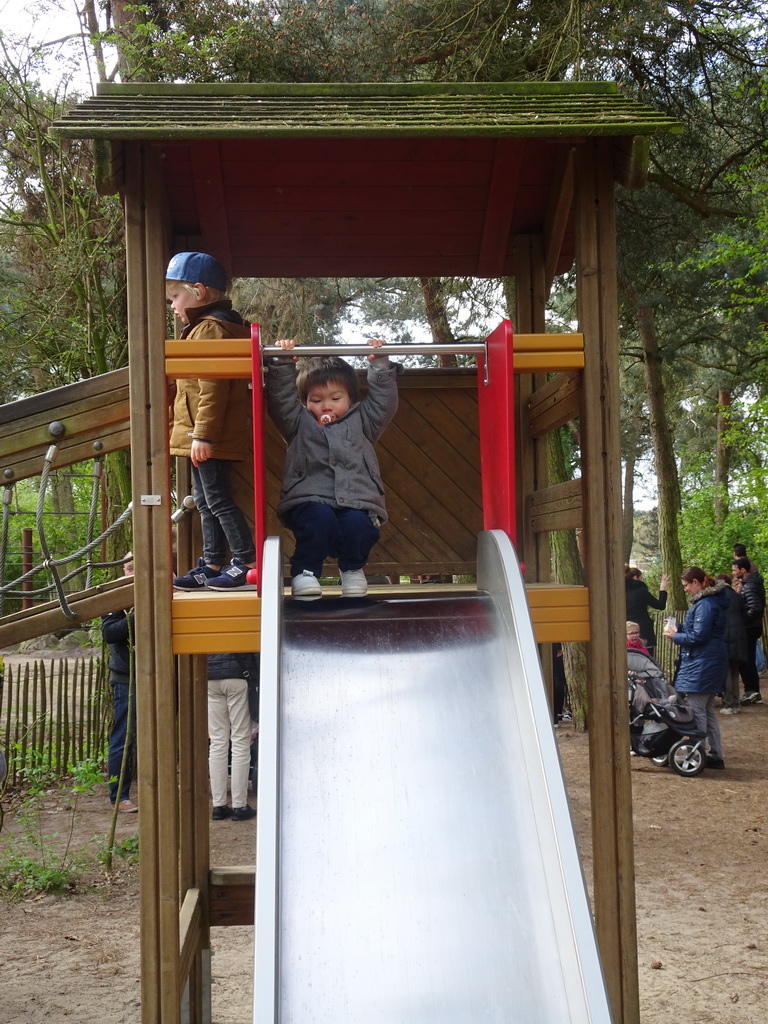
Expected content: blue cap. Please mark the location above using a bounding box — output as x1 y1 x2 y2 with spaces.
165 252 228 291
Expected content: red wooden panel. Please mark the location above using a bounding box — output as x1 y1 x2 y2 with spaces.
217 137 498 164
228 233 480 259
221 159 493 188
223 185 488 213
225 208 481 237
250 323 266 592
478 321 516 543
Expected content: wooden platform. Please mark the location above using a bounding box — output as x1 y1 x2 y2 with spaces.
170 582 589 654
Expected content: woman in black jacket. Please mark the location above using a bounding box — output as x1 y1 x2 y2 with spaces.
716 573 748 714
625 566 670 658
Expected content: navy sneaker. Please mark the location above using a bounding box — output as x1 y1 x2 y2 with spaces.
173 557 221 591
205 558 257 591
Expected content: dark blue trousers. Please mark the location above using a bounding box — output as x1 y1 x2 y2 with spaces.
108 679 136 804
284 502 380 578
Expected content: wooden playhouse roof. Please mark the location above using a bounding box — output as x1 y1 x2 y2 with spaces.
52 82 681 280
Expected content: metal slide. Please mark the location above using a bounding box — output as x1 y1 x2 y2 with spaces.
254 531 613 1023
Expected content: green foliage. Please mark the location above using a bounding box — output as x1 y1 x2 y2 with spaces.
0 852 85 898
0 753 104 899
96 830 139 867
0 65 127 390
1 466 119 613
678 470 766 575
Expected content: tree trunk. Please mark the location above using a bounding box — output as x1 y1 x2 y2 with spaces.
636 302 685 609
82 0 108 82
622 399 646 563
419 277 458 368
714 388 731 526
108 0 152 81
622 452 635 565
548 426 588 730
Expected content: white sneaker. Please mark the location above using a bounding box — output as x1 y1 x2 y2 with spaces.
340 569 368 597
291 570 322 598
719 706 741 715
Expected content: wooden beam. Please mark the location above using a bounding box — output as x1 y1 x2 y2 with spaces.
0 577 133 648
526 478 583 533
527 372 581 439
165 334 584 378
576 139 639 1024
178 888 203 995
209 867 256 927
613 136 650 190
126 141 182 1024
513 234 551 584
544 145 575 294
0 369 130 483
476 139 524 277
189 140 233 274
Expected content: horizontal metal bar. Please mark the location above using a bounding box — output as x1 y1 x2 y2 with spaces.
260 343 485 358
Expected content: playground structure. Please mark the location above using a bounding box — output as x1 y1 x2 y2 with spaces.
0 82 683 1023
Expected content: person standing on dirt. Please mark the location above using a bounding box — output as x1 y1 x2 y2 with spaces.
101 553 137 812
715 573 749 715
731 556 765 705
625 566 669 659
207 651 259 821
663 567 729 770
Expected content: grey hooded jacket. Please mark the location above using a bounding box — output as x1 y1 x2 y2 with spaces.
266 357 399 523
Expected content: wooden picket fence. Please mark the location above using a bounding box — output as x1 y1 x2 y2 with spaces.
0 653 109 786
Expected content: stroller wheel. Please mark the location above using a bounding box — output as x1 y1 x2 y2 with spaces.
650 752 669 767
668 737 706 777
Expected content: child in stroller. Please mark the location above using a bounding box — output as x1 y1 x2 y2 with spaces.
627 648 708 777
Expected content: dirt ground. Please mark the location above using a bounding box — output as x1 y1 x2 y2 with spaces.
1 695 766 1023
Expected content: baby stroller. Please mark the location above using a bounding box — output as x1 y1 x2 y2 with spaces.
627 648 707 777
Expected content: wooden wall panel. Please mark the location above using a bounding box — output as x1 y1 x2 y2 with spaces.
234 369 483 579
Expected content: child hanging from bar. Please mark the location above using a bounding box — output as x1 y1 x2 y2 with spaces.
266 338 400 599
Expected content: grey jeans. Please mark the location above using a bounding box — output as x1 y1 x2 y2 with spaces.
192 458 255 565
685 691 723 759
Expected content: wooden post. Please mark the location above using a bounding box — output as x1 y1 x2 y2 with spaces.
575 139 639 1024
124 141 182 1024
513 234 550 582
178 652 211 1020
514 235 555 706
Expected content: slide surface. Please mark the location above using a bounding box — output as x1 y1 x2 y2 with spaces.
254 531 612 1023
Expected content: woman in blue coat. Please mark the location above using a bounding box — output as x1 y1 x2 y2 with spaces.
663 567 729 770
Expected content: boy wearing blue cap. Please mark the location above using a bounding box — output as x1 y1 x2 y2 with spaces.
166 252 257 591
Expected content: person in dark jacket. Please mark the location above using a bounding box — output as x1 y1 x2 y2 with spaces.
625 566 670 658
716 573 749 714
731 556 765 704
100 553 137 812
207 651 259 821
664 567 729 769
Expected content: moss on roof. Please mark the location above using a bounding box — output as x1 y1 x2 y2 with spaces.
52 82 682 140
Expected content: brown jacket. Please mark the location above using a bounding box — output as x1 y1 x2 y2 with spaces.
169 302 251 461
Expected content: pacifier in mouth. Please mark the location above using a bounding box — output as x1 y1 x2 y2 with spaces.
319 413 336 425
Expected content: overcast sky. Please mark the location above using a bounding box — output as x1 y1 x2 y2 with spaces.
1 0 101 94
